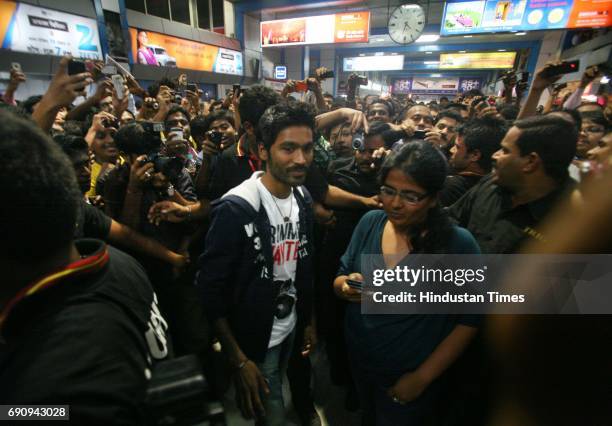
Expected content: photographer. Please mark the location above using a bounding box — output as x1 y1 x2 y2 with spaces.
85 110 121 197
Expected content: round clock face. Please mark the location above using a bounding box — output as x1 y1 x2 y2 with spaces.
388 4 426 44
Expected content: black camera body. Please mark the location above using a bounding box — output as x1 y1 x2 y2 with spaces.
208 130 224 146
413 129 427 140
142 152 184 182
352 132 365 151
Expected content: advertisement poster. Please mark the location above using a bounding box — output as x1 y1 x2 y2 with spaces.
392 78 413 94
459 77 483 92
343 55 404 72
0 0 102 59
442 0 486 33
411 77 460 94
261 11 370 47
441 0 611 35
439 52 517 69
129 28 243 75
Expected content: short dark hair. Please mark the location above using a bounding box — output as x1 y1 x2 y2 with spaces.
205 110 235 132
164 105 190 124
323 92 334 99
366 121 390 139
367 98 395 117
62 120 85 137
513 115 578 183
458 116 508 171
0 110 81 261
580 110 608 129
446 102 468 112
53 134 89 159
437 109 464 124
258 101 316 151
238 85 281 129
551 109 582 132
147 77 177 97
114 122 151 155
440 97 449 102
499 104 520 121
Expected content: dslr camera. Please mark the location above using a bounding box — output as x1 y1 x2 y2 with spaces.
138 122 184 181
207 130 224 146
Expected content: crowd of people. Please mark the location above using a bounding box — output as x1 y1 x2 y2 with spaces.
1 55 611 426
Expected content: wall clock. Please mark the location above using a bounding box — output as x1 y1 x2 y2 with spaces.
388 4 426 44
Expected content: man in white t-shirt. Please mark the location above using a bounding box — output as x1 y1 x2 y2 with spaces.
198 101 317 425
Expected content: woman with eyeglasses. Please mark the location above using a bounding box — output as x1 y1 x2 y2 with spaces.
334 141 481 426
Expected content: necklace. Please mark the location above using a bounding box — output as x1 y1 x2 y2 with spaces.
271 190 293 222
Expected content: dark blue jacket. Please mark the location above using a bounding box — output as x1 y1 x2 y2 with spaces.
196 172 314 362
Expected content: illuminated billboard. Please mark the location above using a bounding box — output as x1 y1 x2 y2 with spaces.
343 55 405 72
439 51 517 69
129 28 243 75
441 0 612 36
261 11 370 47
0 0 102 59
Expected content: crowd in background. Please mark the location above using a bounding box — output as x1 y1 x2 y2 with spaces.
1 55 611 426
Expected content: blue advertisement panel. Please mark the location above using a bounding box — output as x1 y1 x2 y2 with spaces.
441 0 612 36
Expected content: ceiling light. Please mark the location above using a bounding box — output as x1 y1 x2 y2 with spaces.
515 32 527 35
425 51 433 54
464 35 473 38
373 38 386 42
424 61 440 65
359 53 365 56
416 34 440 43
374 52 384 56
459 50 467 53
498 49 507 52
431 73 442 77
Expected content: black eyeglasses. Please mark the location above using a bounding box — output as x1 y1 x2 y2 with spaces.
379 185 429 204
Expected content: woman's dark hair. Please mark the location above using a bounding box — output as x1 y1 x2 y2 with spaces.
20 95 43 114
379 141 453 253
580 110 608 130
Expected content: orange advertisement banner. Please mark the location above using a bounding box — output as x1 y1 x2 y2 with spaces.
129 28 218 71
567 0 612 28
334 11 370 43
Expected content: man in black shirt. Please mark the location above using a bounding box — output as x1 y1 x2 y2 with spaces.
440 116 507 206
448 115 577 253
318 121 386 387
0 110 170 424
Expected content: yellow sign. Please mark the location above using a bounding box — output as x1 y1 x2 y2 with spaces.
439 52 517 69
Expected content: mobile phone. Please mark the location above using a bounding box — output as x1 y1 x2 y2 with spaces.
11 62 21 72
233 84 241 97
520 71 529 83
346 279 363 291
68 60 87 75
553 82 568 91
413 129 427 139
111 74 125 100
105 54 135 80
540 60 580 78
168 127 184 140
